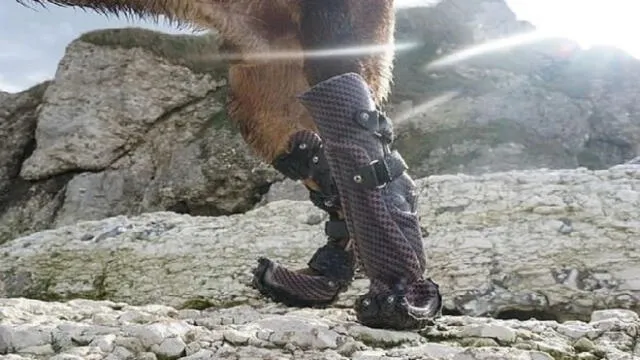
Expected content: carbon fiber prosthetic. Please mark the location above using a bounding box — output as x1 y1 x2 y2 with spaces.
296 72 443 330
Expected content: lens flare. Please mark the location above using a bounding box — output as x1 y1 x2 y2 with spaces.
195 41 422 62
392 91 460 126
424 30 558 70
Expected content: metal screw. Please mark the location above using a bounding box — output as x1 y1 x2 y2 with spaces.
362 298 371 307
386 295 395 304
359 112 370 121
299 143 307 150
353 175 363 183
312 155 319 163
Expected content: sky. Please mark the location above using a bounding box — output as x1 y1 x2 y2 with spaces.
0 0 638 93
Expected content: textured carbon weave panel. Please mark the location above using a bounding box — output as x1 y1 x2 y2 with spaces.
267 263 343 301
254 130 353 305
297 73 430 304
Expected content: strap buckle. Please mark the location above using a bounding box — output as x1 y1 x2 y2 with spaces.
352 150 408 189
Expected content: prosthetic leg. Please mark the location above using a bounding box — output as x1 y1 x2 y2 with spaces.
294 72 443 330
249 0 440 329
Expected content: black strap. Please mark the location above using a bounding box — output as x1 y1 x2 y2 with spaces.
352 150 408 189
353 109 394 144
324 219 349 240
309 187 341 213
272 143 313 181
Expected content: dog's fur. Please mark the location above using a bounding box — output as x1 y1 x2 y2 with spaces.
18 0 396 163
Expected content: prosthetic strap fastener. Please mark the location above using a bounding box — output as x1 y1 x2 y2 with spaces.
325 219 349 240
309 189 341 213
272 142 313 181
352 150 408 189
354 109 394 144
272 131 342 213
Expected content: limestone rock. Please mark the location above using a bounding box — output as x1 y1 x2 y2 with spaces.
0 82 52 243
0 28 280 244
260 178 309 204
0 297 638 359
1 166 638 321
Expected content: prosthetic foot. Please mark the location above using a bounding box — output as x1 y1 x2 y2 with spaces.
251 130 356 307
296 72 443 330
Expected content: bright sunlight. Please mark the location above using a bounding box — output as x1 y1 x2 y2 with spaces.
506 0 638 56
398 0 640 58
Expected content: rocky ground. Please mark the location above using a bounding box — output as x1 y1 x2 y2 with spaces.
1 166 639 322
1 297 639 360
1 165 639 359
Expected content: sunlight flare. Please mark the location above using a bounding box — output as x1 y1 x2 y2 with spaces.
392 91 460 126
195 41 422 62
424 30 559 71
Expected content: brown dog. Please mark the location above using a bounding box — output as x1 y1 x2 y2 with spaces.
18 0 395 163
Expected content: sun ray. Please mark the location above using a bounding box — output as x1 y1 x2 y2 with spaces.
191 41 422 62
423 30 559 71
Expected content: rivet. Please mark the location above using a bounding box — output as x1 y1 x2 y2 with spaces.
362 298 371 307
312 155 319 163
359 112 370 121
324 200 333 207
327 280 335 288
386 295 395 304
299 143 307 150
353 175 363 183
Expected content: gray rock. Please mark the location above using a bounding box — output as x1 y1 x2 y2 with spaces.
0 82 53 245
0 28 280 244
89 334 117 353
260 178 310 205
590 309 640 323
1 166 639 322
222 329 251 345
460 323 517 343
19 37 214 179
0 297 638 359
181 349 216 360
0 82 46 196
18 344 55 356
150 336 186 359
347 325 424 347
256 315 341 350
0 325 52 353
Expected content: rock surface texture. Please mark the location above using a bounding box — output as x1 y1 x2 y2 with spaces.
1 166 638 323
0 29 281 244
1 297 639 359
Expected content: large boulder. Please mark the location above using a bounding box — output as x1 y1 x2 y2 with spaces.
0 28 281 244
1 165 638 323
0 297 637 359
